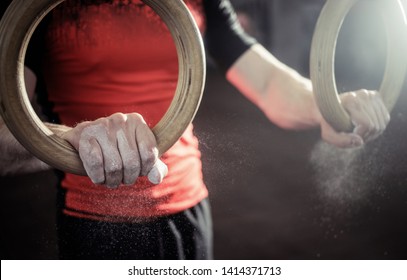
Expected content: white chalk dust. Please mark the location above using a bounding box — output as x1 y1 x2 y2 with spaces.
309 140 388 207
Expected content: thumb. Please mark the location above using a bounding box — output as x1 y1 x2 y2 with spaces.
321 122 364 148
147 159 168 185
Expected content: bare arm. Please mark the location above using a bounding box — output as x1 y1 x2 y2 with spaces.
227 44 320 130
0 120 51 175
0 67 52 175
227 44 390 148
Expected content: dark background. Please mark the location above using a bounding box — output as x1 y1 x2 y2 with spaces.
1 0 407 259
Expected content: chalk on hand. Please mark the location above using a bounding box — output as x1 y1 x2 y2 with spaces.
147 160 168 185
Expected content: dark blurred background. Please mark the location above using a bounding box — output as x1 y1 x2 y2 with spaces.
1 0 407 259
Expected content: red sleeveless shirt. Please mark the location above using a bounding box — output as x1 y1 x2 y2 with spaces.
42 0 208 221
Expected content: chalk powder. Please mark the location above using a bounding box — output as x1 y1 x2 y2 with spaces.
308 140 392 244
309 139 389 207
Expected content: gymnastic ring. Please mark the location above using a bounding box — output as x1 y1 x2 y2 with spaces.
310 0 407 132
0 0 206 175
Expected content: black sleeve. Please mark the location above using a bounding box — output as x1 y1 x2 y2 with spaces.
203 0 257 73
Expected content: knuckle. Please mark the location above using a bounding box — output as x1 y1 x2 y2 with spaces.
96 118 109 127
105 159 123 175
369 90 379 97
358 89 370 98
340 93 352 103
129 112 142 119
110 113 126 125
341 93 363 108
369 90 377 97
129 113 146 124
345 99 362 111
111 112 126 119
105 165 122 176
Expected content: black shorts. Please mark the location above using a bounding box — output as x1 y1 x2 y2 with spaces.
56 199 213 260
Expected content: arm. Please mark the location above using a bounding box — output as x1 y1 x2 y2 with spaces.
226 44 390 148
227 44 320 130
0 120 51 175
204 0 389 148
0 67 51 175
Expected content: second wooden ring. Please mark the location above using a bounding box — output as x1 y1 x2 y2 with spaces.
310 0 407 132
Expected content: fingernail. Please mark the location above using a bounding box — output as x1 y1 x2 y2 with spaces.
148 167 161 185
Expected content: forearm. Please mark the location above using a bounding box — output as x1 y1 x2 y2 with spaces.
0 117 51 175
0 65 57 175
226 44 322 130
0 116 75 175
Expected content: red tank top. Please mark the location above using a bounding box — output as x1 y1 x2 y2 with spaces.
42 0 208 221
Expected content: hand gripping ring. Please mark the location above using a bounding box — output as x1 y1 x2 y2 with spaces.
310 0 407 132
0 0 206 175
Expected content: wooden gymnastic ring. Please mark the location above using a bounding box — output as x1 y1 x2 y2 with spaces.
310 0 407 132
0 0 206 175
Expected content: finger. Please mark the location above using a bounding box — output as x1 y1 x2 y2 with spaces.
320 114 364 148
322 125 364 148
370 92 390 140
97 127 123 188
341 92 375 140
359 92 381 141
147 159 168 185
131 114 159 176
349 107 375 140
79 137 105 185
117 128 141 185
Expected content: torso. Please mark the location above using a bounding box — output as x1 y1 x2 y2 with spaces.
42 0 208 221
